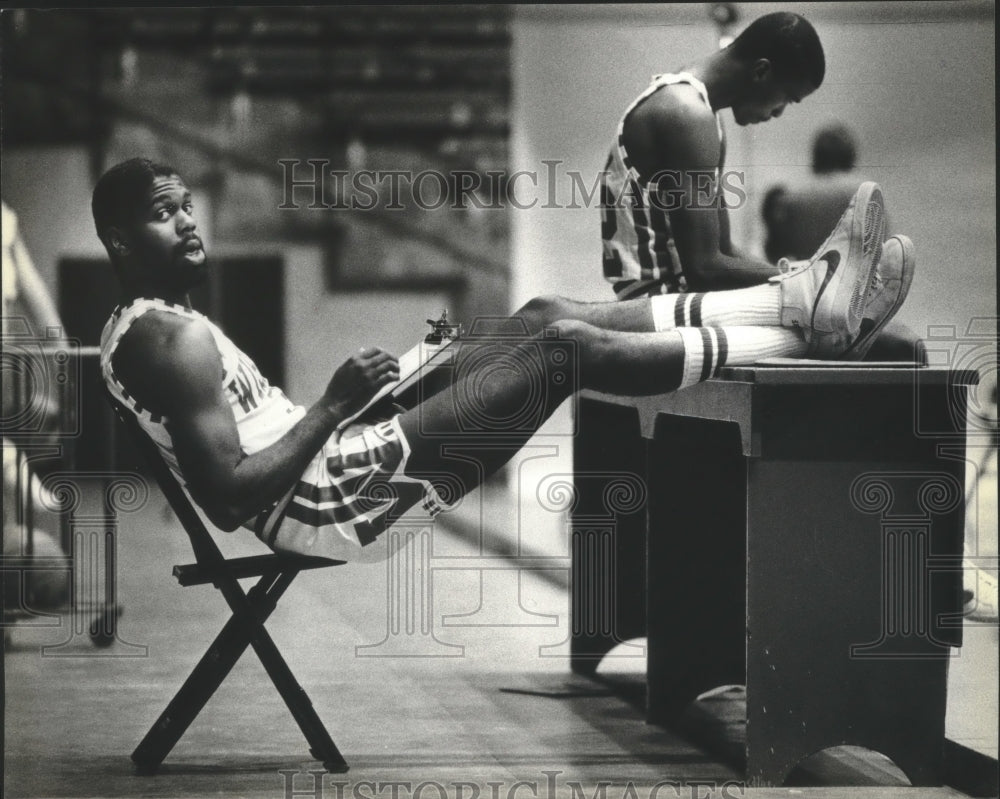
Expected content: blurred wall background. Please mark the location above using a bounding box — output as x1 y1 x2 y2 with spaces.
2 6 512 407
2 3 995 408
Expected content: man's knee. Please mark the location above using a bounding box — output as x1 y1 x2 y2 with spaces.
517 294 576 333
547 316 593 339
546 318 609 368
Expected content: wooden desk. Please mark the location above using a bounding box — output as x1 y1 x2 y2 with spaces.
570 364 977 786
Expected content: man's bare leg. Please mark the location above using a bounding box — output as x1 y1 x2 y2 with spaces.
417 287 790 401
504 287 787 338
400 319 805 494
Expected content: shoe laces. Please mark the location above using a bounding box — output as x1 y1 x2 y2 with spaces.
777 257 810 277
869 268 883 294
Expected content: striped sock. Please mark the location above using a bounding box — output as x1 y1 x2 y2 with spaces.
651 284 782 330
674 326 807 390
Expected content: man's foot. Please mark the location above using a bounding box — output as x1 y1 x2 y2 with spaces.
774 181 885 356
841 235 916 361
963 560 999 623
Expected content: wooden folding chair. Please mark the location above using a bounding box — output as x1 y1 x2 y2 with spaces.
106 394 349 774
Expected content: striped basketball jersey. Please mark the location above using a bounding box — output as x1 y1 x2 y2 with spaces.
100 297 305 491
601 72 725 300
100 296 447 562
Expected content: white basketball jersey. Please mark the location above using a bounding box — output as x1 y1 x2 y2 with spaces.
100 297 305 489
601 72 725 299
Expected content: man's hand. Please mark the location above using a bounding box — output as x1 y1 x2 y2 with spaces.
323 347 399 420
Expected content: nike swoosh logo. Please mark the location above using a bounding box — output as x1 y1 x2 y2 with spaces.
810 250 841 327
817 249 840 284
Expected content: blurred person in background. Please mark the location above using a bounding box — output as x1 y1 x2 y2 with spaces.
763 123 864 263
762 124 923 361
2 200 71 616
962 375 999 623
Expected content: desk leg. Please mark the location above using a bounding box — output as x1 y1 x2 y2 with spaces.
745 459 963 786
646 415 748 721
570 399 647 675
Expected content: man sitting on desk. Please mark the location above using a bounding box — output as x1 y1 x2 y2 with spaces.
599 12 916 362
96 158 900 564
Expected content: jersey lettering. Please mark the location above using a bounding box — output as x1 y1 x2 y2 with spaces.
602 72 723 296
229 352 269 414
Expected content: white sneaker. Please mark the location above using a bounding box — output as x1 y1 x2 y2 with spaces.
774 181 885 357
841 235 916 360
963 560 999 624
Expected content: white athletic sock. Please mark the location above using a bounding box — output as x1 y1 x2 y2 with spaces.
674 326 807 390
721 326 807 364
675 327 710 389
650 284 782 331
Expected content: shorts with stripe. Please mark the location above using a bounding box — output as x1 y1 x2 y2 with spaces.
253 415 450 563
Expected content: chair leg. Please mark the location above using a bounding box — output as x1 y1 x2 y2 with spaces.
235 575 349 772
131 581 278 772
255 650 349 772
134 572 348 774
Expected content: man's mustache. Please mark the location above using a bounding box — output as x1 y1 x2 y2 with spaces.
176 236 204 254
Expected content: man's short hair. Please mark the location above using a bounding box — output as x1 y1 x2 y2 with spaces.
812 124 857 174
91 157 179 250
729 12 825 91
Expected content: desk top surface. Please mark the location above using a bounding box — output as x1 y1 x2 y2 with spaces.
715 361 978 386
580 364 979 448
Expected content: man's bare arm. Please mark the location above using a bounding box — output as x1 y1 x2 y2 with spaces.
622 89 779 290
113 314 398 530
718 202 736 257
716 133 737 258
